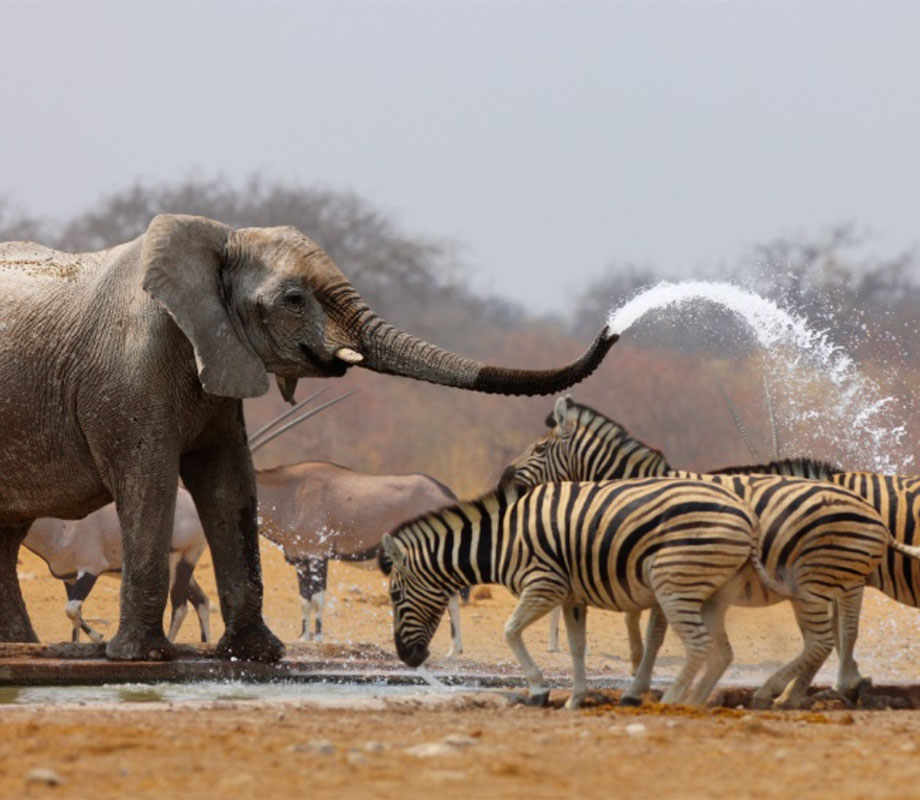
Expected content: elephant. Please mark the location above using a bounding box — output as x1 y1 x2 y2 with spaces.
0 214 617 662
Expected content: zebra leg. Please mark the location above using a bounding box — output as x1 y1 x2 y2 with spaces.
562 603 588 710
167 558 194 642
685 596 733 706
622 605 667 705
625 610 644 674
656 596 713 705
504 584 564 706
445 593 463 659
752 595 835 709
187 577 211 643
547 606 562 652
64 572 103 643
833 587 869 694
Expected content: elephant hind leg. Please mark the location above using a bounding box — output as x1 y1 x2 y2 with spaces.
0 525 39 642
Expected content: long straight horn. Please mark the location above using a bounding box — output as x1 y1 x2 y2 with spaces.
247 387 329 445
717 382 760 461
763 371 780 459
249 391 357 453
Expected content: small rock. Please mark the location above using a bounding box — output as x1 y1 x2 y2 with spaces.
364 740 386 753
405 742 457 758
309 740 335 755
625 723 647 737
442 734 477 749
665 720 679 729
25 768 64 786
348 585 363 595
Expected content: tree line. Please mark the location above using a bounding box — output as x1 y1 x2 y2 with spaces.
3 177 918 493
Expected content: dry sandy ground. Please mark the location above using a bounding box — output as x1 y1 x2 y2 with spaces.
5 540 920 799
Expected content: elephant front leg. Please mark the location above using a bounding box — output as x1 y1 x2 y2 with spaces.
106 477 178 661
0 525 38 642
181 431 283 663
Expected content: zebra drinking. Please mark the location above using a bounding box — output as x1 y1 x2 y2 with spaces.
381 476 762 708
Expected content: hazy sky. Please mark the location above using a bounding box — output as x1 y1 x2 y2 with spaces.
3 1 919 314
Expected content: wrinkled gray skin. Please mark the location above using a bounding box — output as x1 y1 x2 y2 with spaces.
0 214 616 662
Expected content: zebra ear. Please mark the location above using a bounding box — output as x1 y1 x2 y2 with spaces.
381 534 407 574
551 395 573 427
555 395 578 437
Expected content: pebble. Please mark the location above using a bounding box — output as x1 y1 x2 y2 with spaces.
364 740 386 753
405 742 457 758
625 723 647 737
25 768 64 786
442 734 478 749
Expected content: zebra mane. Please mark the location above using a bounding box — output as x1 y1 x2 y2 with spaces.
564 401 673 469
381 482 524 574
710 456 842 478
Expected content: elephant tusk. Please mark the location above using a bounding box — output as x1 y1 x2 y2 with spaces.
335 347 364 364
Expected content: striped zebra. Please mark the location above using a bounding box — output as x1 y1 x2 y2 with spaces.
507 395 913 706
380 477 760 708
713 458 920 693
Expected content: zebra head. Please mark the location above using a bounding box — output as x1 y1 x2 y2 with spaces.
503 401 577 489
505 395 672 487
379 533 450 667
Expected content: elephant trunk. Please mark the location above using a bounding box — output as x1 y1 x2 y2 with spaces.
329 287 618 396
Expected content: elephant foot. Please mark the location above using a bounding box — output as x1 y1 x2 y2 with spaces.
106 630 177 662
218 622 285 663
0 606 39 643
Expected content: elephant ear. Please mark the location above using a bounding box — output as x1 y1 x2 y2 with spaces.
141 214 269 399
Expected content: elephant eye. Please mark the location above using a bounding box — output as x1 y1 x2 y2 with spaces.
283 291 306 309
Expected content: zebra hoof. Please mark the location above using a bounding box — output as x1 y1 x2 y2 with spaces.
526 691 550 707
619 694 642 707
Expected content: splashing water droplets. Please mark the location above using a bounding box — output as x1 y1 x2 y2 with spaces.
607 280 912 473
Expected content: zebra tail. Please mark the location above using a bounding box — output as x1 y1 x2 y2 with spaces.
888 536 920 561
749 518 794 599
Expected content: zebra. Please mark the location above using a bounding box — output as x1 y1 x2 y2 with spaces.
506 395 916 706
712 458 920 692
380 477 760 708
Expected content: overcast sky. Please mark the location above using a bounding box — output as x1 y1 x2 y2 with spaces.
3 1 918 314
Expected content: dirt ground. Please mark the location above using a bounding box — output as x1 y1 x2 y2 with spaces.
6 541 920 799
